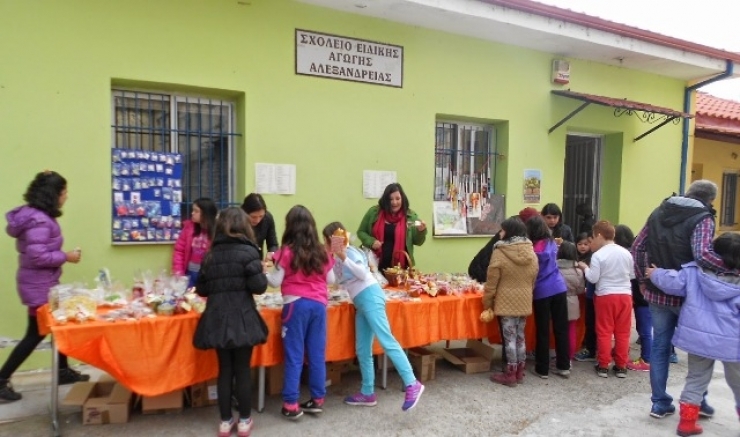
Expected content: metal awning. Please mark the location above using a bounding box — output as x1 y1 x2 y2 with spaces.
550 89 693 142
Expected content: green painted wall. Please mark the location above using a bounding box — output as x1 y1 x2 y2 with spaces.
0 0 686 369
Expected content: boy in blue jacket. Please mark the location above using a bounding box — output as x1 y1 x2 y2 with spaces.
647 232 740 437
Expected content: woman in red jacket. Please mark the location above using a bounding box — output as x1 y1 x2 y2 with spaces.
172 198 217 287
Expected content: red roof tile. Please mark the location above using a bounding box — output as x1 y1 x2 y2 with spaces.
696 92 740 121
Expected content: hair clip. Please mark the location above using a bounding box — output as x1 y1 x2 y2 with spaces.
43 169 52 175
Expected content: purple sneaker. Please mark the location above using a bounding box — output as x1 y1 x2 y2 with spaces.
344 392 378 407
402 380 424 411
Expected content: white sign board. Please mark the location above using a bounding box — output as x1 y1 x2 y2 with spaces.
295 29 403 88
255 163 296 195
362 170 397 199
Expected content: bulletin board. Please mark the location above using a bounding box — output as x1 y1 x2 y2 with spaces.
433 193 505 237
111 149 184 244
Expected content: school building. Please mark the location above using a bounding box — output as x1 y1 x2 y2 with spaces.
1 0 739 368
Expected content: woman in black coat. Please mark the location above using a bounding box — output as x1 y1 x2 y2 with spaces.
193 207 268 437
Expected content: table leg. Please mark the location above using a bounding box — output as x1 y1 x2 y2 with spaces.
257 366 265 413
381 354 387 390
50 336 60 437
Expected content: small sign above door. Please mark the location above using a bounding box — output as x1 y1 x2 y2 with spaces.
295 29 404 88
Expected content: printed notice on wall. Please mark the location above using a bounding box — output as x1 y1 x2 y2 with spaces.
363 170 397 199
255 163 296 195
296 29 404 88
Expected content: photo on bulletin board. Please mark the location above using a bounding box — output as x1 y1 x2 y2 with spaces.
110 148 184 244
466 194 505 235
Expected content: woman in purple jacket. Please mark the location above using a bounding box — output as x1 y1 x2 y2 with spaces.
0 171 89 403
647 232 740 437
527 215 570 379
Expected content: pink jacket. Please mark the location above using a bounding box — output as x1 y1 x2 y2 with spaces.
172 220 211 275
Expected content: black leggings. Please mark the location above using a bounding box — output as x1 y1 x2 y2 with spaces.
0 315 69 380
216 346 253 421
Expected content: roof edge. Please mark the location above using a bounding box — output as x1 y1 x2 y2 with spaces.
480 0 740 63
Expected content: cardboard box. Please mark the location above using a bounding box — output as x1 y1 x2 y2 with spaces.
189 378 218 407
266 364 283 396
436 340 495 374
63 378 132 425
408 347 437 382
325 359 353 387
300 360 353 387
142 389 183 415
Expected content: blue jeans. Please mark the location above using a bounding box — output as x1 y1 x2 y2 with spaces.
649 303 680 407
281 298 326 404
354 284 414 394
634 306 652 362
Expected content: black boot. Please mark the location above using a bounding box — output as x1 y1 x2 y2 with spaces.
59 368 90 385
0 378 22 402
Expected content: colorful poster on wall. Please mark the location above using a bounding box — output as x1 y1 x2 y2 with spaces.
466 194 505 235
523 169 541 204
433 201 468 236
111 149 183 244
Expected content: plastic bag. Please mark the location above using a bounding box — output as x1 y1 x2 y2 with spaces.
362 247 388 287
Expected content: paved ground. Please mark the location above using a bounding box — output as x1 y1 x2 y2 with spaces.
1 341 739 437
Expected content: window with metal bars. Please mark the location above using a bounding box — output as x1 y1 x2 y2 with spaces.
434 122 495 200
111 90 239 215
721 172 738 226
434 121 504 236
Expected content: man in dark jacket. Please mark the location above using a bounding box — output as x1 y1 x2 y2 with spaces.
632 180 727 420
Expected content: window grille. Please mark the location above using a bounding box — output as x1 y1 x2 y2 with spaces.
434 122 496 200
433 121 503 236
111 90 240 214
721 172 738 226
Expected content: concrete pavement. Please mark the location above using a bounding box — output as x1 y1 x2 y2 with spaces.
1 341 738 437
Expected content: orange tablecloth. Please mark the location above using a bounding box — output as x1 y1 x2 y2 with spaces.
36 292 583 397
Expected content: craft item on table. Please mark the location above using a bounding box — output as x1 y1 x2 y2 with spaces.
328 288 351 305
255 291 283 309
50 284 98 323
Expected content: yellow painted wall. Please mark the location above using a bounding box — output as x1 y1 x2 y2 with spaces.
0 0 686 369
694 137 740 232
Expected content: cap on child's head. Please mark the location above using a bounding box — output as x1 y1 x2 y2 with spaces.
713 232 740 270
518 207 540 223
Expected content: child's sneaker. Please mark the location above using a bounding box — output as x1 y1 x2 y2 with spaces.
670 352 679 364
299 398 324 414
344 392 378 407
650 403 676 419
237 418 252 437
218 418 235 437
0 379 22 402
613 366 627 378
595 365 608 378
281 402 303 420
402 380 424 411
58 368 91 385
574 348 596 362
627 358 650 372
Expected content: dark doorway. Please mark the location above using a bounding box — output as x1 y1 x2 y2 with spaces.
562 134 602 235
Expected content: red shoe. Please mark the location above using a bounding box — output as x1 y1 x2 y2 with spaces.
627 358 650 372
490 364 517 387
677 402 703 436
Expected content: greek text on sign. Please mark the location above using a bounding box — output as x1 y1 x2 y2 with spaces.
295 29 403 88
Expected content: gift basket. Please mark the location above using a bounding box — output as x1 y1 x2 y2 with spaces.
383 251 419 288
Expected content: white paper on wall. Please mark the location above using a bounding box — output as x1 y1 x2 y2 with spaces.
363 170 397 199
255 163 296 195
